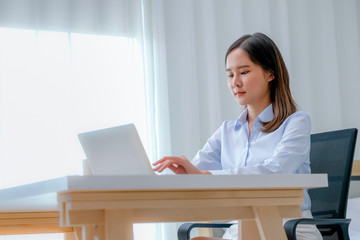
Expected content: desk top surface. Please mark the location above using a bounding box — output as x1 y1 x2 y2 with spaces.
0 174 327 212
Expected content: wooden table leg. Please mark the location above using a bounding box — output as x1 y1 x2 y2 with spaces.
95 225 105 240
105 210 133 240
253 206 287 240
82 225 95 240
238 219 261 240
74 227 82 240
65 232 76 240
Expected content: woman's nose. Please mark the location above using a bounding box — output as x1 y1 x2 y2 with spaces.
232 75 241 87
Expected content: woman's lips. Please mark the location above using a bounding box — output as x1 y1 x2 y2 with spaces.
235 91 245 96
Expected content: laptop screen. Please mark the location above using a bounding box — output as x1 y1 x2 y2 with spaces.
78 124 155 175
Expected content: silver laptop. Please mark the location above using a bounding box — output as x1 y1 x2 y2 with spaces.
78 123 155 175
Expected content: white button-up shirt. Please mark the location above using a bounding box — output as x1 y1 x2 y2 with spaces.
192 104 312 210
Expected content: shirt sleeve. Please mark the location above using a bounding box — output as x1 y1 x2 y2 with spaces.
191 123 223 170
210 112 311 175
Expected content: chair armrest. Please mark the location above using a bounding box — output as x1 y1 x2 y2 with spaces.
284 218 351 240
178 223 233 240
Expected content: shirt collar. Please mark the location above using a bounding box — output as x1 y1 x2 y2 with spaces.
257 104 274 122
234 108 248 129
234 104 274 129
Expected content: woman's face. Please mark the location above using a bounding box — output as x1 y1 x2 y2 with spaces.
226 48 274 108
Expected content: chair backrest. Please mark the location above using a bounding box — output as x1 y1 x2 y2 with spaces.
309 128 357 219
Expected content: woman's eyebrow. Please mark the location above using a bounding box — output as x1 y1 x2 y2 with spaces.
226 65 250 72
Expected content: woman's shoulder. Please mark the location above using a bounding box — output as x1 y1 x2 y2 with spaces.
288 111 311 122
221 119 239 130
283 111 311 132
212 120 238 136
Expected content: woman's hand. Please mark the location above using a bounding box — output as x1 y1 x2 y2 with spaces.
152 155 211 175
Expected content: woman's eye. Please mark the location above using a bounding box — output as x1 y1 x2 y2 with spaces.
227 74 234 78
241 71 249 75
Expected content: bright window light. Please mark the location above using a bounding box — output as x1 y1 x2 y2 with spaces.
0 27 155 239
0 28 149 188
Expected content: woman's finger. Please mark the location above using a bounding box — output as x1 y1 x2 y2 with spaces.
154 159 176 173
153 156 179 166
152 155 194 174
168 164 187 174
152 157 168 166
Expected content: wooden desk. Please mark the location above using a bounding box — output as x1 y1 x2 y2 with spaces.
0 211 73 235
352 160 360 180
0 174 327 240
0 178 74 237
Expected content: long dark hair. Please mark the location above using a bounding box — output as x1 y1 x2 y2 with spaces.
225 32 297 133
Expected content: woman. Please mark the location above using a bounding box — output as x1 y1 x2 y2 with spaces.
153 33 322 240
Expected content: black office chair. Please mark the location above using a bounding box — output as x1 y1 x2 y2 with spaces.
285 128 357 240
178 128 358 240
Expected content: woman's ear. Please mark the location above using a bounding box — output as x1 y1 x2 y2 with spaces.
267 71 275 82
